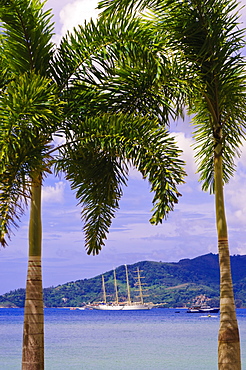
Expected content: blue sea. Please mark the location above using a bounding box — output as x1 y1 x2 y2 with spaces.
1 308 246 369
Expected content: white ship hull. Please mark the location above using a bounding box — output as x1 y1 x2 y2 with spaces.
89 303 154 311
121 303 154 310
90 304 124 311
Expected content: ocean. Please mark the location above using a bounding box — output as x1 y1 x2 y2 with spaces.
1 308 246 369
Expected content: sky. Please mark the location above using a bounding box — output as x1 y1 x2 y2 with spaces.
1 0 246 294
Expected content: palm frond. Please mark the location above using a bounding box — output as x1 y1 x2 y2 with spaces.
54 15 166 85
57 147 128 255
154 0 246 191
0 72 62 134
0 182 29 247
0 0 55 76
0 34 10 90
56 113 185 255
0 132 54 246
0 71 61 245
98 0 158 16
54 16 186 126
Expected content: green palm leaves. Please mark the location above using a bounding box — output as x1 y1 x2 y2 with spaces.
99 0 246 190
53 15 186 254
155 0 246 192
54 15 185 122
0 0 54 75
0 0 185 255
57 114 184 254
0 72 61 246
0 0 61 247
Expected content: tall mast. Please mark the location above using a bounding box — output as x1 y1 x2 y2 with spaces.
125 264 131 304
102 275 107 304
136 267 144 304
113 269 119 304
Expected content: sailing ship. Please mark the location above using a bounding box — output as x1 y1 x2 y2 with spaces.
88 265 154 310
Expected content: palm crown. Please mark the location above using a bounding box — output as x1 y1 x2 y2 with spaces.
0 0 186 254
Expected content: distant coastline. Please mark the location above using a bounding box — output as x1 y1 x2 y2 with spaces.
1 253 246 308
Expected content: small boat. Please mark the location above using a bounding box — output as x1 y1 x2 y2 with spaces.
187 305 219 313
69 306 86 310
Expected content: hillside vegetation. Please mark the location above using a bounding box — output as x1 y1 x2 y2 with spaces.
1 253 246 308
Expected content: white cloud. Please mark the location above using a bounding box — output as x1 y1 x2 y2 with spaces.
59 0 99 38
172 132 198 180
129 166 144 180
225 176 246 226
42 181 66 203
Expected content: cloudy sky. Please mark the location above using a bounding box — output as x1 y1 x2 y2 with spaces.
1 0 246 294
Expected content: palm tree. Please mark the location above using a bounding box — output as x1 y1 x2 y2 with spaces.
157 2 246 368
0 2 61 368
0 1 186 368
99 0 246 368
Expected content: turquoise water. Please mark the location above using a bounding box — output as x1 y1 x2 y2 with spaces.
1 308 246 369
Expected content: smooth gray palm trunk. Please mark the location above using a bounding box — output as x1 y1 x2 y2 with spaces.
214 154 241 369
22 176 44 370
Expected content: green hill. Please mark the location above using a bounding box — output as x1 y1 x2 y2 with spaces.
1 253 246 308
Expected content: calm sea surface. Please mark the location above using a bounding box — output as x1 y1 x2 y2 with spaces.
1 308 246 369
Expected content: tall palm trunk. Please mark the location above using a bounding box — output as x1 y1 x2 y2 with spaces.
214 151 241 369
22 174 44 370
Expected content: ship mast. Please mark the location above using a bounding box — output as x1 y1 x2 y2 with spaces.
136 267 144 304
135 267 149 304
125 264 131 304
102 275 107 304
113 269 119 305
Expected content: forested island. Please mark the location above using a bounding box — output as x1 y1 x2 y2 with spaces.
1 253 246 308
